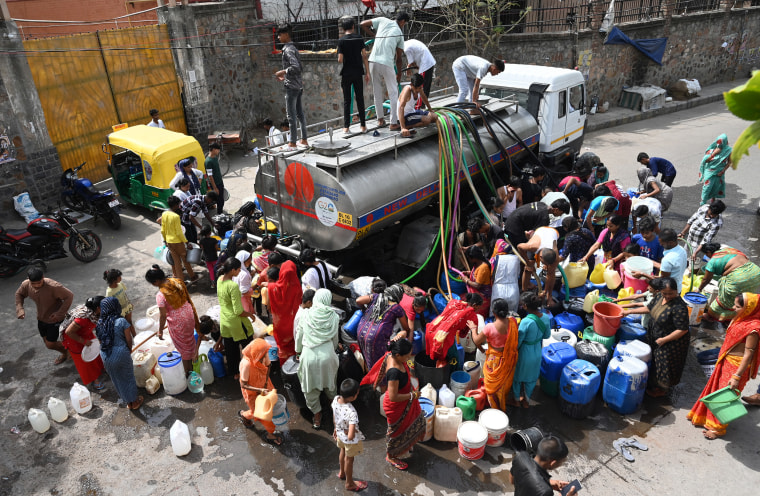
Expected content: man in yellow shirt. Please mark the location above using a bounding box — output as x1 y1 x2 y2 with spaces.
162 196 197 281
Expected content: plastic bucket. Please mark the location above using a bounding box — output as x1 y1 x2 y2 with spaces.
419 398 435 442
684 292 709 326
272 394 290 427
186 243 202 264
414 352 451 390
478 408 509 447
592 302 623 337
510 427 544 455
622 271 649 293
449 371 471 397
457 421 489 460
624 257 654 277
699 386 748 424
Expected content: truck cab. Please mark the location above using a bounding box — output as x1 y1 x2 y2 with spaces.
480 64 586 169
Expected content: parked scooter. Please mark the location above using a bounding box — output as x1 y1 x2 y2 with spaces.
61 162 122 229
0 208 102 277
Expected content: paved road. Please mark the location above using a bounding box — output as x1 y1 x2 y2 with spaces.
1 102 759 495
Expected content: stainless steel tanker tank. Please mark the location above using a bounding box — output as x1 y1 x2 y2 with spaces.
255 103 539 252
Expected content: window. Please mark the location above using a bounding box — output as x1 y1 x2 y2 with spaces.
558 90 567 118
569 84 584 113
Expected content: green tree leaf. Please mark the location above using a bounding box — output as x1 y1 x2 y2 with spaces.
731 120 760 167
724 71 760 121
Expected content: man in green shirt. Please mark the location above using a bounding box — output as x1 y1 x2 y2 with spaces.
205 143 224 212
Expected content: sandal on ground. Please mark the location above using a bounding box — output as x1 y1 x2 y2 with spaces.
520 398 530 409
128 396 144 410
346 480 368 492
376 119 387 128
613 439 635 462
702 429 721 440
238 410 253 428
386 456 408 470
622 438 648 451
93 381 105 391
264 433 283 446
54 353 68 365
312 412 322 430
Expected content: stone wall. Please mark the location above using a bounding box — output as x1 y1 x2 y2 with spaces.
0 21 61 218
248 7 760 126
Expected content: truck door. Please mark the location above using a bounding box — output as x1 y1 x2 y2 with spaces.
548 89 568 153
565 83 585 149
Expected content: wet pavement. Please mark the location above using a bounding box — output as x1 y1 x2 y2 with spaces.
2 91 760 495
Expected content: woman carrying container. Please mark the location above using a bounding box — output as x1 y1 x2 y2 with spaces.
238 338 282 445
580 215 630 272
697 243 760 322
461 245 492 318
622 277 689 397
266 259 303 364
62 296 105 390
96 297 143 410
471 298 519 409
688 293 759 439
295 288 340 430
145 265 201 375
216 258 255 378
425 293 483 369
356 281 410 370
361 339 425 471
513 292 551 408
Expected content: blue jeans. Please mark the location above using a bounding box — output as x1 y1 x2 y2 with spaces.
285 87 307 144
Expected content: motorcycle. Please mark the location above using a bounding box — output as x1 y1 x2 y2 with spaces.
0 208 102 277
61 162 122 229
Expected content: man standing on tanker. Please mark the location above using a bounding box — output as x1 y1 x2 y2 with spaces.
361 11 409 131
452 55 505 104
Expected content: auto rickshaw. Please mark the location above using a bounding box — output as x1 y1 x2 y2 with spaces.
104 125 206 210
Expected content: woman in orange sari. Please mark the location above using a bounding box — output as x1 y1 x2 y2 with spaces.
471 298 519 410
462 246 492 317
687 293 760 439
238 339 282 445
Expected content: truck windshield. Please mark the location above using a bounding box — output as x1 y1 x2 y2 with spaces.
480 87 529 107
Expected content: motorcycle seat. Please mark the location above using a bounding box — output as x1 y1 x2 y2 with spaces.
3 229 30 241
86 185 101 195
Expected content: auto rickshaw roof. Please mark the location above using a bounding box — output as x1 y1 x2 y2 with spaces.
107 125 205 187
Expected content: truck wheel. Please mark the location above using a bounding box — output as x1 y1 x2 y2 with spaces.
69 230 102 262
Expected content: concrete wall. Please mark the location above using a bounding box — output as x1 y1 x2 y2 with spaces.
0 20 61 217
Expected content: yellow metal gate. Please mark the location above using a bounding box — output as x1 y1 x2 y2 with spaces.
24 25 186 182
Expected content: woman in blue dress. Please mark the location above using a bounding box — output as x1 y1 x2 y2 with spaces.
96 297 143 410
512 292 552 408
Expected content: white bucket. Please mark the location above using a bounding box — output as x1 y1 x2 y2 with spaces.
463 361 481 389
457 421 489 460
186 243 202 264
272 394 289 427
146 305 160 322
478 408 510 447
134 318 155 334
624 256 653 278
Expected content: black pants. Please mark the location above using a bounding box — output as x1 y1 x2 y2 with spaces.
421 66 435 98
341 74 366 129
661 174 676 187
183 221 198 244
216 183 225 213
223 332 252 376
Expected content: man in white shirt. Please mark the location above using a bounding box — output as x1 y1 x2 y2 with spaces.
361 11 409 131
403 39 436 99
264 118 281 147
452 56 505 104
147 109 166 128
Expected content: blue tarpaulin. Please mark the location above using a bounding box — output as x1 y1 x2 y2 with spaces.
604 26 668 66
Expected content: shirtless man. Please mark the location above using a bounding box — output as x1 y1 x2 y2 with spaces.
397 73 436 138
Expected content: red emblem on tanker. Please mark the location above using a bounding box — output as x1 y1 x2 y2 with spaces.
284 162 315 203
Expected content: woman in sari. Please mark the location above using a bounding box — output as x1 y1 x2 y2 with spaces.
637 167 673 213
490 239 520 317
356 281 410 370
360 339 425 471
295 288 340 430
462 245 492 317
698 133 733 205
471 298 519 409
266 259 302 364
96 297 143 410
145 265 201 375
697 243 760 322
217 258 255 377
688 293 759 439
62 296 105 390
238 338 282 445
512 292 551 408
580 215 630 271
623 277 690 397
